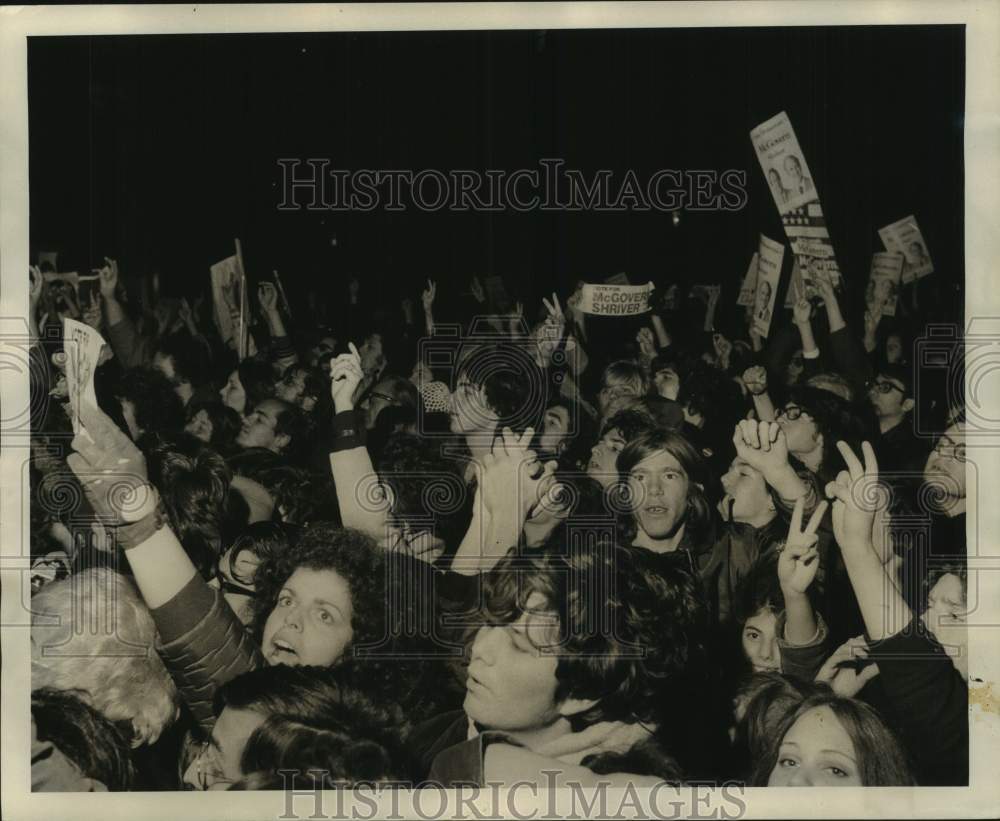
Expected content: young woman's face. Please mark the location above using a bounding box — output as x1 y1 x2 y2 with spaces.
464 592 563 733
627 448 690 541
220 370 247 415
261 567 354 667
767 705 862 786
742 607 781 673
185 409 214 443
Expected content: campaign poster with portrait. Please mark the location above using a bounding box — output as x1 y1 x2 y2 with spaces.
751 111 820 215
867 252 904 317
737 253 759 307
210 247 257 357
752 234 784 338
879 215 934 283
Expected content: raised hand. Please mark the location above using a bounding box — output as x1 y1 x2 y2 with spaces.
470 276 486 304
329 342 364 413
815 636 880 697
421 279 437 312
792 297 812 326
636 326 657 359
778 496 828 595
66 401 158 525
258 282 279 315
476 426 558 519
177 297 191 325
741 364 768 396
400 296 414 323
98 257 119 300
81 291 103 330
712 332 733 371
29 266 44 309
732 419 790 479
825 441 885 553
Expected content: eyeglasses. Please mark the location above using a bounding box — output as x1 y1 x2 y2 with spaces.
933 435 966 463
193 741 233 790
868 379 905 395
775 405 806 421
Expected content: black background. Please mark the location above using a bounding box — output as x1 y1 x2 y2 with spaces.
28 26 965 323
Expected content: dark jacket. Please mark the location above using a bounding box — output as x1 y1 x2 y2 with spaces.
866 618 968 786
151 575 265 736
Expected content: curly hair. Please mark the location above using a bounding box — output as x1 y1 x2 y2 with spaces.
476 542 710 733
750 689 916 786
215 665 412 787
249 524 387 657
375 433 470 540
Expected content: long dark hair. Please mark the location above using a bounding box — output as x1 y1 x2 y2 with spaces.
750 690 916 786
615 429 713 551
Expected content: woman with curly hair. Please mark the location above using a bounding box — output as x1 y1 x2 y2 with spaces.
64 402 393 732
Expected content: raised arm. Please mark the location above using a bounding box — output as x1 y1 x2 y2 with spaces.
777 497 828 644
422 279 437 337
824 441 911 640
328 343 390 540
259 282 298 370
451 427 557 576
67 401 261 732
825 439 968 785
733 419 811 507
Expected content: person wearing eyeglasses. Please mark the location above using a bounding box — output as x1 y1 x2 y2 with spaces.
866 364 929 479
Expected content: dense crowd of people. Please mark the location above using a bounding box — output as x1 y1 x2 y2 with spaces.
27 251 968 791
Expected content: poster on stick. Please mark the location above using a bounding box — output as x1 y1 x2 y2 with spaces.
751 111 820 215
579 281 654 317
752 234 784 338
210 243 256 357
737 253 759 307
784 201 842 296
866 252 904 317
878 215 934 283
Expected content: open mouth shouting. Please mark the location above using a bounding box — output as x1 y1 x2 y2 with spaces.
268 636 299 663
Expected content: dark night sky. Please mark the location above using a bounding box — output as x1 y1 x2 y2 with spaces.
27 25 965 323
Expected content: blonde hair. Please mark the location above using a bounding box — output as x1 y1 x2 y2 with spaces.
31 568 179 746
